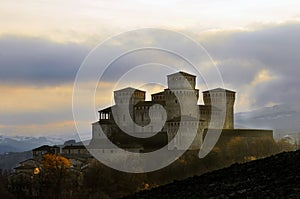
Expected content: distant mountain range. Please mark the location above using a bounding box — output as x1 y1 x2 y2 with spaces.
235 104 300 138
0 103 299 154
0 135 65 154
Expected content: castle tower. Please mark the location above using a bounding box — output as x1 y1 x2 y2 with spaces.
113 87 145 126
165 71 199 120
202 88 235 129
91 87 146 144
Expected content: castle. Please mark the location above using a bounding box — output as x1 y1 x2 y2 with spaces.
12 71 274 175
90 71 255 151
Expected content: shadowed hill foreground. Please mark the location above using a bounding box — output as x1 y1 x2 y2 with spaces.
125 150 300 198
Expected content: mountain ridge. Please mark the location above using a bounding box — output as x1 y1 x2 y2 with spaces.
235 104 300 137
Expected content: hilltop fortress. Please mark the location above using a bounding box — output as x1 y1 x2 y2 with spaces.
13 71 274 176
90 71 273 151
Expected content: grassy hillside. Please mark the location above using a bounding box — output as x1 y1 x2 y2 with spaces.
127 150 300 198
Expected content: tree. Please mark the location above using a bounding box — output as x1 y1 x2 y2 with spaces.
83 159 146 198
0 170 14 199
39 154 71 199
226 136 279 163
277 139 296 152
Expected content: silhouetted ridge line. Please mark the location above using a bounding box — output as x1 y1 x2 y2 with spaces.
124 150 300 198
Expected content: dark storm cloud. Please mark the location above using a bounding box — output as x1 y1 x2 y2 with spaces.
254 78 300 107
0 36 90 85
1 23 299 109
76 29 214 84
0 30 215 87
203 22 300 107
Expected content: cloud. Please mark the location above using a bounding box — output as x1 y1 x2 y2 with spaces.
1 0 300 44
0 120 78 138
1 22 300 136
202 22 300 110
0 84 73 113
251 69 277 86
0 36 90 86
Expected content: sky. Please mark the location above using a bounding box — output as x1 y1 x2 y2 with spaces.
1 0 300 138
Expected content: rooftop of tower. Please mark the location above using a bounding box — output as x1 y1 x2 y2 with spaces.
151 91 165 96
203 88 236 93
167 71 196 77
114 87 146 93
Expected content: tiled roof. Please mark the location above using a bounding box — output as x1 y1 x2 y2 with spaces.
98 105 114 113
151 91 165 96
114 87 145 93
14 165 36 170
62 145 87 150
19 158 35 164
167 71 196 77
32 145 59 151
202 88 236 93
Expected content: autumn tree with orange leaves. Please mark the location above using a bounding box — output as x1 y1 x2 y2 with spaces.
39 154 71 199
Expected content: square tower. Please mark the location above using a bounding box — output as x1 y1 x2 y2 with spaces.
165 71 199 120
167 71 196 90
113 87 146 126
203 88 236 129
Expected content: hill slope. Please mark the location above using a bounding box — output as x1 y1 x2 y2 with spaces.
126 150 300 198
